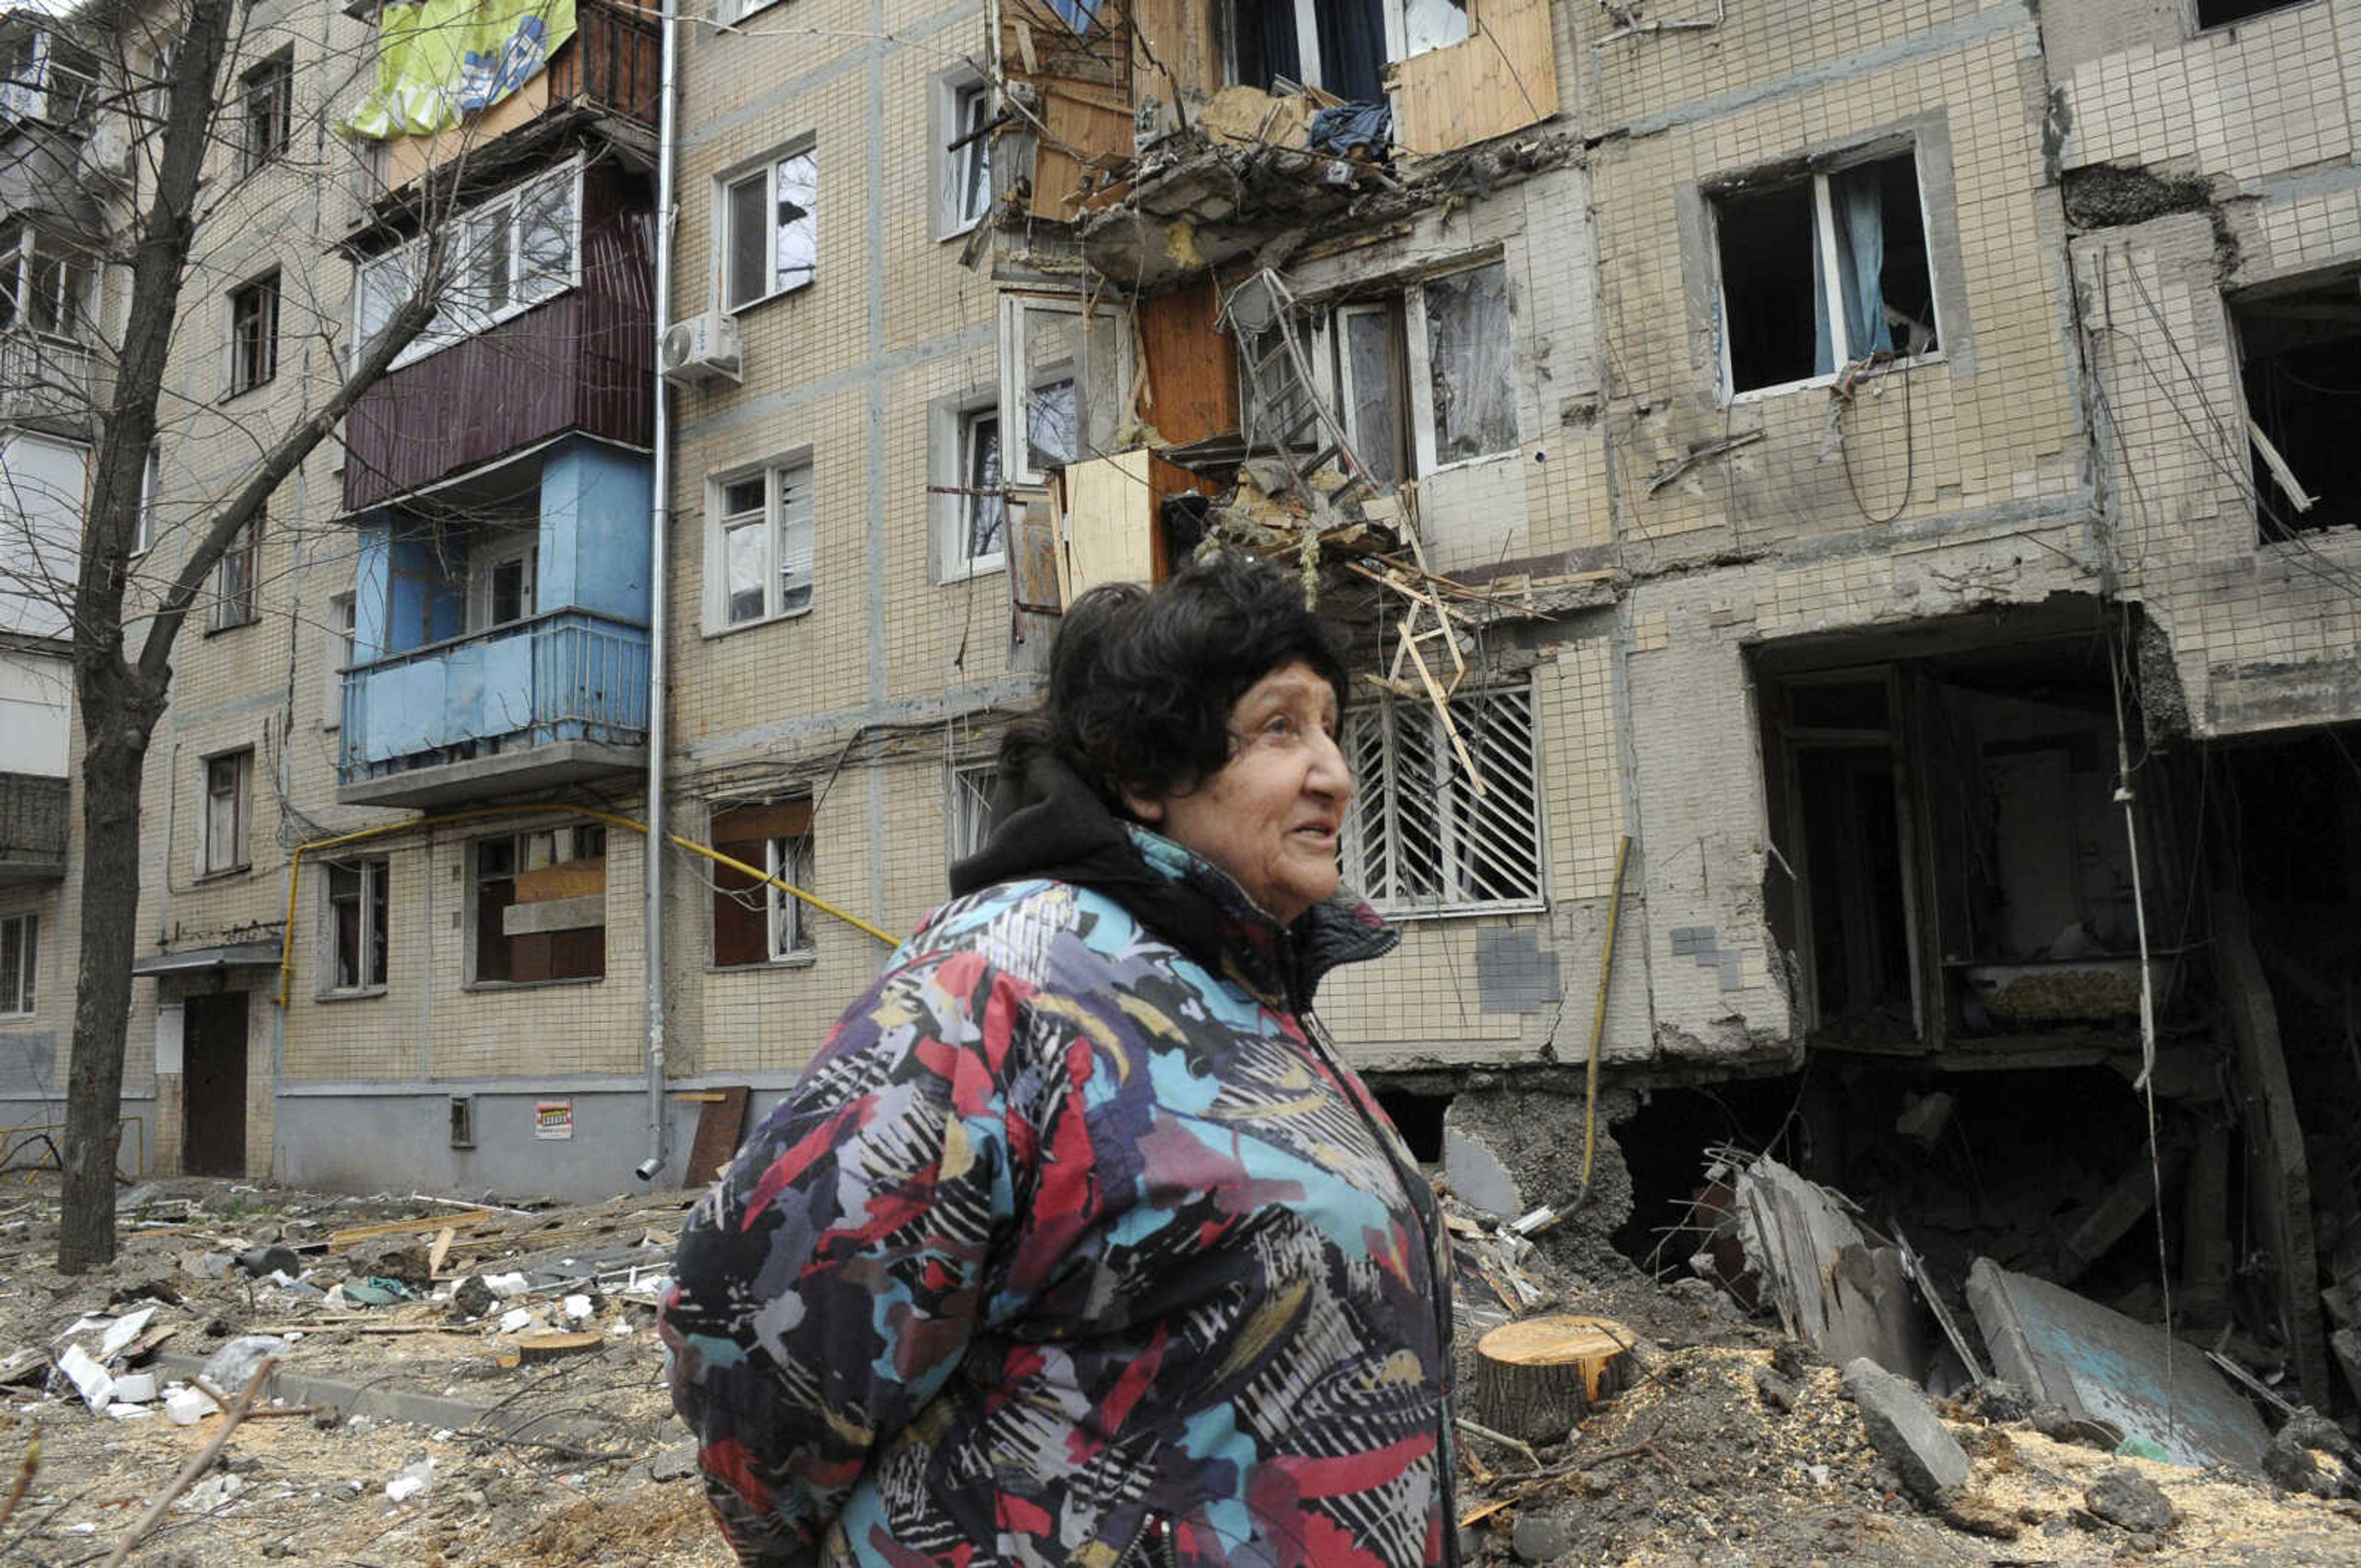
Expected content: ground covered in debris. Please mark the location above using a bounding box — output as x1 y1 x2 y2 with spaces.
1 1175 2356 1566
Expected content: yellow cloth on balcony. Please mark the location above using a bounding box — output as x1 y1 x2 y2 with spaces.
339 0 578 141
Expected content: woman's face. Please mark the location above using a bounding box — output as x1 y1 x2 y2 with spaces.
1125 660 1353 924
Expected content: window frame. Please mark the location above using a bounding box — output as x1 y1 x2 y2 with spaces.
997 294 1125 489
208 510 262 631
938 76 993 240
709 800 817 968
238 48 293 177
468 823 608 988
1220 0 1465 104
705 457 816 631
1344 683 1544 917
946 760 997 864
1708 143 1945 403
465 525 539 633
352 159 583 370
0 222 96 342
0 913 34 1017
226 270 280 397
199 748 252 878
132 444 159 555
718 143 818 314
320 856 390 996
323 590 355 729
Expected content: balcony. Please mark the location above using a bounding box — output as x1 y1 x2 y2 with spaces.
0 330 94 425
337 610 647 808
0 773 69 884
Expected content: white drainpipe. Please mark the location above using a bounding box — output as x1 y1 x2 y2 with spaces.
640 0 681 1184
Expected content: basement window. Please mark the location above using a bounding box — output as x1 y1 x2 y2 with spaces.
1346 684 1541 914
472 825 606 985
1712 149 1940 396
2232 276 2361 540
2195 1 2306 28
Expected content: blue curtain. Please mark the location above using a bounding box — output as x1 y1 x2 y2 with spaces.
1817 171 1891 374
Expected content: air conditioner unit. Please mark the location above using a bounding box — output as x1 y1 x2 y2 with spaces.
659 310 742 388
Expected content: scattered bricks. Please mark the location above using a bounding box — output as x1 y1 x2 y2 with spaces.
2084 1466 2175 1533
1843 1358 1971 1505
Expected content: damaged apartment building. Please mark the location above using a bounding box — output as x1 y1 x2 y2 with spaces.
962 0 2361 1420
6 0 2361 1430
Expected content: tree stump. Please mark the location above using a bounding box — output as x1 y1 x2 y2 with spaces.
1472 1315 1637 1443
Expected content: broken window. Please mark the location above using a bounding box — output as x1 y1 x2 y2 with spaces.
947 762 997 863
711 461 816 626
1347 685 1541 912
997 296 1124 487
210 510 261 631
957 409 1005 569
239 49 292 176
1423 261 1517 463
227 271 280 395
711 800 816 966
201 749 251 875
943 78 992 235
0 224 91 339
1337 302 1408 489
323 857 389 992
1714 149 1939 396
1227 0 1458 103
723 147 817 312
473 824 606 985
2232 275 2361 540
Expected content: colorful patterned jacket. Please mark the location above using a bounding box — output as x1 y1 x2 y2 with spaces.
661 825 1455 1567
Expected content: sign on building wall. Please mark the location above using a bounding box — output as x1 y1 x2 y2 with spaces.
533 1100 574 1140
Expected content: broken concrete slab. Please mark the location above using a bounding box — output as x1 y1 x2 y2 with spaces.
1733 1156 1924 1378
2084 1465 2176 1532
1966 1258 2271 1472
1842 1357 1970 1504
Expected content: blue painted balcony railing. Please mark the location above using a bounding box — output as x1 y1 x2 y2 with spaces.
338 609 649 786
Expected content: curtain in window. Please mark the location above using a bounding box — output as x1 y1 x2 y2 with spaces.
1814 170 1891 374
1315 0 1388 103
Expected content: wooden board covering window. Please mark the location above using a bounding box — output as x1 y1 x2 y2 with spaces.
1387 0 1560 154
1138 280 1239 445
711 800 813 968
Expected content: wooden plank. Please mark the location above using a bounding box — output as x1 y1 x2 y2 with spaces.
1127 0 1220 105
684 1085 753 1188
329 1211 505 1252
1032 90 1137 218
513 859 606 904
1138 280 1239 446
1387 0 1560 156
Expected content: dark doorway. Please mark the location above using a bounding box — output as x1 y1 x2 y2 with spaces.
183 991 248 1176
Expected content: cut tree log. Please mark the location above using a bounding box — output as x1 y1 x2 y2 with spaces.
1472 1315 1637 1443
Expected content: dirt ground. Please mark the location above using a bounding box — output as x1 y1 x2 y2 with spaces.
2 1175 2357 1567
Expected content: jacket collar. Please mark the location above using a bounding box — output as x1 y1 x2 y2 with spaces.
1124 826 1397 1008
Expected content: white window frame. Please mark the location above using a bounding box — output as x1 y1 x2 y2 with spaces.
353 159 583 370
938 76 993 240
226 271 279 396
1238 259 1519 483
717 143 817 313
0 223 95 341
762 831 816 961
465 526 539 634
321 856 389 995
714 0 783 25
953 406 1006 578
323 591 354 729
946 760 998 864
705 457 815 631
1344 684 1543 916
1710 144 1943 403
200 748 251 877
997 294 1126 488
238 48 292 178
132 444 159 555
0 913 34 1017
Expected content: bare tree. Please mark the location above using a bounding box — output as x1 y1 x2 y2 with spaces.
20 0 446 1269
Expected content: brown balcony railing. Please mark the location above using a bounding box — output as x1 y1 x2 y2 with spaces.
549 0 660 129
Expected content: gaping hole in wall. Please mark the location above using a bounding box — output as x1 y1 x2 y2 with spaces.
2196 0 2308 29
1373 1087 1449 1162
1755 604 2194 1055
1714 151 1938 395
2232 274 2361 540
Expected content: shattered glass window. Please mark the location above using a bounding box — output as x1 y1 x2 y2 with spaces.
1423 262 1516 463
1340 304 1404 489
1401 0 1469 58
1026 377 1077 475
962 409 1005 562
726 149 817 310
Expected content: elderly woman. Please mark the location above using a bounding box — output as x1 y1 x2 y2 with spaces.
661 553 1455 1568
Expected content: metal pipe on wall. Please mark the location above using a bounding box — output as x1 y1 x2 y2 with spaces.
640 0 681 1185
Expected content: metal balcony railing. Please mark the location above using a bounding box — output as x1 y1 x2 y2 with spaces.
0 773 69 879
337 609 649 786
0 330 95 421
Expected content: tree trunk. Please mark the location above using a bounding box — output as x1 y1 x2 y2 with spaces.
1471 1315 1638 1444
57 718 154 1272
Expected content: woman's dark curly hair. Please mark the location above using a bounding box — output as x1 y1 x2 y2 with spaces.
1014 552 1351 810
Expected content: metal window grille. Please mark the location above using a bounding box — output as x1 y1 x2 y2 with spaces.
1346 685 1541 911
